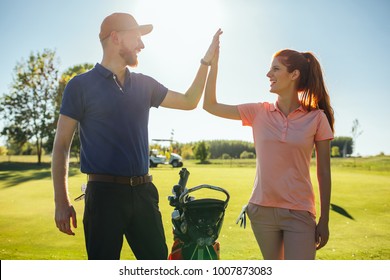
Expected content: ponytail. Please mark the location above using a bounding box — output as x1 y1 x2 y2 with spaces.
274 50 335 132
301 52 334 132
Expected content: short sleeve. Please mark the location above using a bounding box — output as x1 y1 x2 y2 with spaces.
60 77 84 121
315 111 334 141
237 103 263 126
149 77 168 108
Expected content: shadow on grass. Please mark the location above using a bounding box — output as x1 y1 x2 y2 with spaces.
195 161 212 165
331 203 355 220
0 162 80 189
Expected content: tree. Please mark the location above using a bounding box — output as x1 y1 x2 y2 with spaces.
0 146 7 156
1 49 59 164
44 63 93 159
331 137 353 157
351 119 363 156
193 141 210 163
331 146 340 157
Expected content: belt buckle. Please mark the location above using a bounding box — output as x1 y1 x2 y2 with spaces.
130 176 136 186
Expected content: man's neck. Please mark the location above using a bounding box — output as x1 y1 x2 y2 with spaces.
101 59 127 85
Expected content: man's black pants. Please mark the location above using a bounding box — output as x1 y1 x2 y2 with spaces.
83 181 168 260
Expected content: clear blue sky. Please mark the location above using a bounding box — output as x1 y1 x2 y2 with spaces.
1 0 389 156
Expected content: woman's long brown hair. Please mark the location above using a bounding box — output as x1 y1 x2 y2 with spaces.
274 49 335 132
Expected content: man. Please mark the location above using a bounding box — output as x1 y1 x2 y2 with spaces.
52 12 222 260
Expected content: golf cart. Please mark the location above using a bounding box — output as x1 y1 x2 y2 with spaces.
149 149 183 168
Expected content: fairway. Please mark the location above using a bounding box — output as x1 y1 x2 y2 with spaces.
0 156 389 260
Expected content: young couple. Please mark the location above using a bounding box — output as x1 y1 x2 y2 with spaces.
52 13 334 260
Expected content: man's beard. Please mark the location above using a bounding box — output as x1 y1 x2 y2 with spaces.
119 48 138 67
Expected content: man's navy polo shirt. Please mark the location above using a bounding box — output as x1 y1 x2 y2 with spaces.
60 63 168 177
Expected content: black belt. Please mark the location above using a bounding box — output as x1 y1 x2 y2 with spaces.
88 174 153 186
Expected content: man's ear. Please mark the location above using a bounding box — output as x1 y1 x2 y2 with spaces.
291 69 300 81
110 31 120 44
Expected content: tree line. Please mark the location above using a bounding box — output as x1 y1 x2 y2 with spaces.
166 140 256 163
0 49 358 164
179 137 353 163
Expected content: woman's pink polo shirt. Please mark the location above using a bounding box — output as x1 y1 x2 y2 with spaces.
238 102 334 216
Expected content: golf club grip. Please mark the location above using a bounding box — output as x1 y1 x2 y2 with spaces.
178 168 190 188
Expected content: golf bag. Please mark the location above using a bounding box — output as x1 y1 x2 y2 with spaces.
168 168 229 260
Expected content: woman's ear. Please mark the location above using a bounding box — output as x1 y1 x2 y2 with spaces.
291 69 300 81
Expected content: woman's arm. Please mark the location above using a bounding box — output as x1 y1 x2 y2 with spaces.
161 29 223 110
203 45 241 120
315 139 332 250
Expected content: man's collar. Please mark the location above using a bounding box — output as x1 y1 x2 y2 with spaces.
95 63 112 78
95 63 130 78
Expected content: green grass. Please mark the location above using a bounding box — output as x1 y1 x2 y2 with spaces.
0 155 389 260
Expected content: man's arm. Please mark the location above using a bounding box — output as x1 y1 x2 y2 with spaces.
160 29 223 110
52 114 78 235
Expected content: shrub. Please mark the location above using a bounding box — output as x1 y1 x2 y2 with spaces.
240 151 256 159
221 153 231 159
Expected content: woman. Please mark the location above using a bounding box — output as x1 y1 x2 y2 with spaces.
203 43 334 260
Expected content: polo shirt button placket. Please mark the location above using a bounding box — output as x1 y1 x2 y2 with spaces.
282 119 288 142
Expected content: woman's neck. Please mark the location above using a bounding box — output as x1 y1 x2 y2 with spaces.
276 93 300 117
